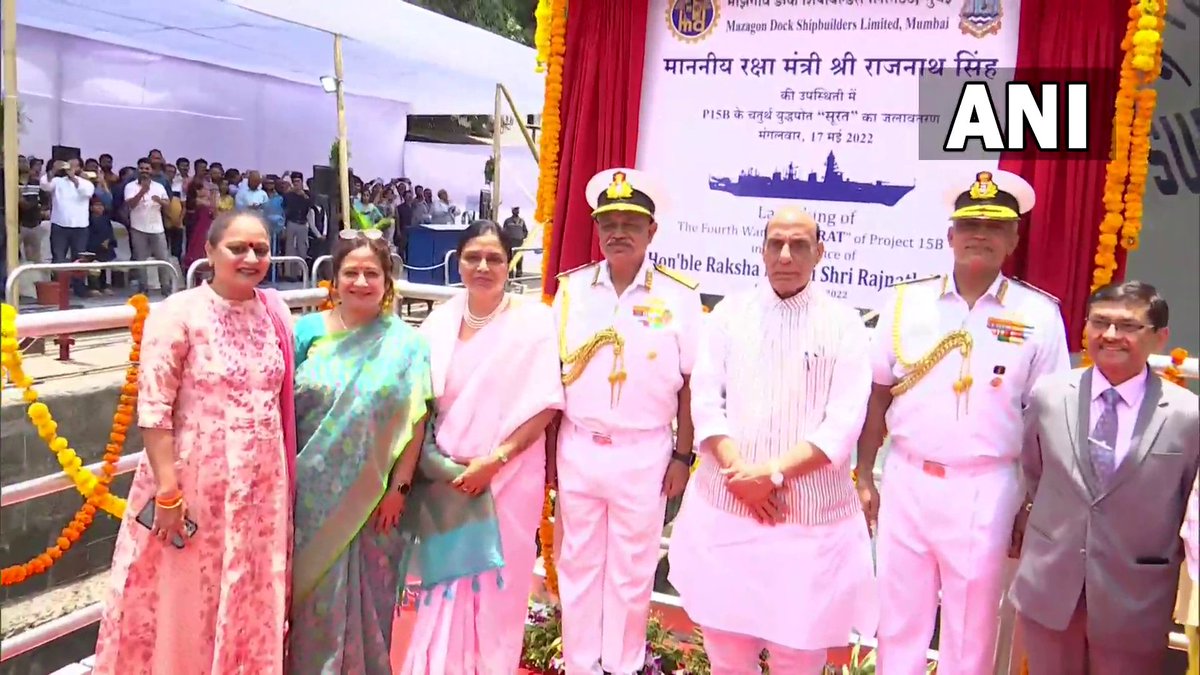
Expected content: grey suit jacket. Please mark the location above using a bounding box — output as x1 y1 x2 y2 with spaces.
1010 367 1199 644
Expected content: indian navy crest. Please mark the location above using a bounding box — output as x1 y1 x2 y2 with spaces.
667 0 719 44
959 0 1003 38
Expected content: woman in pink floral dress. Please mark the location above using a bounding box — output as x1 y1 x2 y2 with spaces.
93 211 298 675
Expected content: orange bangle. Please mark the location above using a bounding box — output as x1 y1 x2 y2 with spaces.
155 492 183 509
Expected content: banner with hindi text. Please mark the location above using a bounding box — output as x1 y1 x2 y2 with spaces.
636 0 1023 308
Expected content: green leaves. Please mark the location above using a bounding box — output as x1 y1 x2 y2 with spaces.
408 0 537 46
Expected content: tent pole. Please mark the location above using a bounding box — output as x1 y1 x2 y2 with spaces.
3 0 19 275
497 83 538 162
334 34 351 230
491 83 502 220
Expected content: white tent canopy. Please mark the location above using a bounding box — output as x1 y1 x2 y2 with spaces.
13 0 545 115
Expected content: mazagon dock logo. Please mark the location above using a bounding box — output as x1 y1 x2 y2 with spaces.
959 0 1003 38
668 0 720 43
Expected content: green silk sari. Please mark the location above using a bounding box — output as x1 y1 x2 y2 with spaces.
287 312 505 674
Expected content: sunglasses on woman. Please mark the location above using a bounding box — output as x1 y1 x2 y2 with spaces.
339 229 384 241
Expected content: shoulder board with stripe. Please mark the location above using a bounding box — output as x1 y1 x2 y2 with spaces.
555 262 599 280
654 264 699 290
1011 277 1060 304
890 273 942 288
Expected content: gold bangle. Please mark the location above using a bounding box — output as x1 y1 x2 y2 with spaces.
156 498 184 510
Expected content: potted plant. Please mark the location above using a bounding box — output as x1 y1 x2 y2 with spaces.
522 604 695 674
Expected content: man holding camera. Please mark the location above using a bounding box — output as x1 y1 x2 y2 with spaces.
40 158 95 298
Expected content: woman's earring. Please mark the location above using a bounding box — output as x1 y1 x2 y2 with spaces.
380 286 395 313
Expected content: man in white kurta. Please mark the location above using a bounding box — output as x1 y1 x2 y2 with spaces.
553 168 702 675
669 208 879 674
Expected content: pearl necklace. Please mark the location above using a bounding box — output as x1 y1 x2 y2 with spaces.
464 296 507 330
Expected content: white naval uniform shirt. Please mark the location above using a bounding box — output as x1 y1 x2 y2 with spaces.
552 258 703 434
870 273 1070 465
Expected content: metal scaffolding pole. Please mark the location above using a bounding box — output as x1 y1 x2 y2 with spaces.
3 0 20 274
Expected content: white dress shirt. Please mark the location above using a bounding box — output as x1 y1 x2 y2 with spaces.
552 258 702 433
1089 367 1148 468
40 174 95 229
871 273 1071 465
124 180 169 234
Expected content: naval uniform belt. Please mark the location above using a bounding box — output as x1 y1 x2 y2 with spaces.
563 417 672 447
890 447 1016 480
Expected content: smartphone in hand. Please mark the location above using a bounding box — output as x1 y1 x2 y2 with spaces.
135 499 199 549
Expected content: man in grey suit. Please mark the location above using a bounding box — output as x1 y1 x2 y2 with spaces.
1010 280 1200 674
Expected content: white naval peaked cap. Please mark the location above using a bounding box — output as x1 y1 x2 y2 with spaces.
585 168 668 219
943 169 1036 221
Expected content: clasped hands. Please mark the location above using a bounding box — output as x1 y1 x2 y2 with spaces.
722 460 783 525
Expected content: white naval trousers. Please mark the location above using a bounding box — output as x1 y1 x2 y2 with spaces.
556 418 673 675
701 626 827 675
875 449 1024 675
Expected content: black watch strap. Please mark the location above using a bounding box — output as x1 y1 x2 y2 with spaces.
672 451 695 465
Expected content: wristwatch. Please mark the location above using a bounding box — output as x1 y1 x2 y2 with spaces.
396 482 411 496
769 461 785 488
672 450 695 466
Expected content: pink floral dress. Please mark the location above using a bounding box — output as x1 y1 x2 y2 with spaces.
93 284 291 675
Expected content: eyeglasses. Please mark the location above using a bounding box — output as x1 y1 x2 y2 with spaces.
339 228 384 241
1086 318 1151 335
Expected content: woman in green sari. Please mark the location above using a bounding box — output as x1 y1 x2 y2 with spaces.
287 230 505 674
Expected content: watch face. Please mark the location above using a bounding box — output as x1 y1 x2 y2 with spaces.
398 483 411 496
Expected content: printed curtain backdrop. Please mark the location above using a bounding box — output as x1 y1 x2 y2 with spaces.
635 0 1022 308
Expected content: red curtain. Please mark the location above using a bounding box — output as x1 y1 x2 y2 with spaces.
999 0 1127 350
541 0 650 298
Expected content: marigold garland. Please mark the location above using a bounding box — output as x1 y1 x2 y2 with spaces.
1162 347 1189 387
1081 0 1165 365
536 0 568 303
538 485 559 597
0 295 148 585
533 0 552 73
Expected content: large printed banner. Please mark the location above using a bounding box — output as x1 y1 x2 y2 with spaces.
637 0 1022 308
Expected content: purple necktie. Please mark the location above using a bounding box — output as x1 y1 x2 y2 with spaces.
1089 388 1121 486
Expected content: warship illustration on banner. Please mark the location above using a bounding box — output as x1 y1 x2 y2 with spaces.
708 152 916 207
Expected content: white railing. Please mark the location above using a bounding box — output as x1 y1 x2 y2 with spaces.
185 257 312 289
1 287 1195 667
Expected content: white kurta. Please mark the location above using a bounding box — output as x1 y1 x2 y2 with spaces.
668 282 879 651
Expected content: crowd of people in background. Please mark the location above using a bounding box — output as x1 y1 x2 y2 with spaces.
1 149 477 301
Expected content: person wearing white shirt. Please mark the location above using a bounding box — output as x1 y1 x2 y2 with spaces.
235 172 268 212
552 169 700 675
124 158 174 296
859 171 1069 675
669 207 878 674
40 159 95 294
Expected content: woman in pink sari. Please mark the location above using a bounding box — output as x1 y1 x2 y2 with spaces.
403 220 564 675
94 211 296 675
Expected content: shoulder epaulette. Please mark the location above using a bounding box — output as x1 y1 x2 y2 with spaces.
1011 277 1060 304
556 262 598 280
654 264 699 290
890 273 942 288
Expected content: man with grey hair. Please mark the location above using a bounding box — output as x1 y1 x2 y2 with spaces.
670 207 878 674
